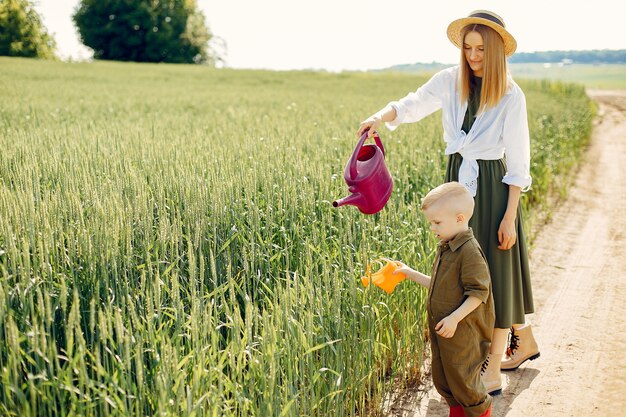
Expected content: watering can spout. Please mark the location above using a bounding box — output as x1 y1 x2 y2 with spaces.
332 192 364 209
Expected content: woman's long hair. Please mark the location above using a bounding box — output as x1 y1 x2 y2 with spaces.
458 24 508 111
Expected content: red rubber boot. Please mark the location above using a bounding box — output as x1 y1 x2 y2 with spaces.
449 405 466 417
477 405 492 417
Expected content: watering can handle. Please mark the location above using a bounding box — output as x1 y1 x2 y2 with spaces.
349 130 385 180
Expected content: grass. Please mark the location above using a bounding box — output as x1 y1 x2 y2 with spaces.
0 57 593 416
509 63 626 89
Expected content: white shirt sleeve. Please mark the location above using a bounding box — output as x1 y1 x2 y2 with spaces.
501 89 532 191
384 69 448 131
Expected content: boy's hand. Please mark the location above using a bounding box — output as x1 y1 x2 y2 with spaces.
386 259 411 276
385 258 431 287
435 315 459 338
391 261 413 275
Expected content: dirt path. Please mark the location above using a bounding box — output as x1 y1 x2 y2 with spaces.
385 90 626 417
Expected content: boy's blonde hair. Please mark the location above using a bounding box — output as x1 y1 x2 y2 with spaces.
421 182 475 217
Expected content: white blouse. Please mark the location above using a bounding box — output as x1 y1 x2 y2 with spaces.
385 65 532 196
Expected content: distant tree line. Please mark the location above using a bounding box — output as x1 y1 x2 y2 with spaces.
385 49 626 73
508 49 626 64
0 0 222 64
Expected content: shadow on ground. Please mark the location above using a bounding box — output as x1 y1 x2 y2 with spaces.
493 367 540 416
384 366 540 417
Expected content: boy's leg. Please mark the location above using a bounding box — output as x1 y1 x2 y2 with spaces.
477 405 492 417
438 324 492 417
429 323 459 408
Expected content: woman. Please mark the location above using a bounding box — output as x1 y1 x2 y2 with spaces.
357 10 540 396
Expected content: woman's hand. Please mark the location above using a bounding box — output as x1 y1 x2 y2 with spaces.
357 106 396 138
357 114 383 138
497 216 517 250
499 185 521 250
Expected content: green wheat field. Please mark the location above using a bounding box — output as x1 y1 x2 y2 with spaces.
0 57 594 416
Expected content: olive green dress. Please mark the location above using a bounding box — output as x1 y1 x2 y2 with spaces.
445 74 534 328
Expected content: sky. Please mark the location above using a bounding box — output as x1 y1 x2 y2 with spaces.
34 0 626 72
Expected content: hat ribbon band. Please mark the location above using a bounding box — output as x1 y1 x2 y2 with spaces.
469 12 504 28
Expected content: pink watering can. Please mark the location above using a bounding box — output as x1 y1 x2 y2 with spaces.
333 130 393 215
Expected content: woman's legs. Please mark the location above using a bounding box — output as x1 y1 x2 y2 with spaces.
501 320 540 370
490 327 510 356
480 327 508 396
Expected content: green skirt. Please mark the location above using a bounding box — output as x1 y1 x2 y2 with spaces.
446 153 534 328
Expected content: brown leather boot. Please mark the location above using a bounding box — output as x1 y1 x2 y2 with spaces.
501 325 540 371
480 353 502 396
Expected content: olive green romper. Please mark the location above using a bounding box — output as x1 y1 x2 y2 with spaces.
446 74 534 328
428 228 494 417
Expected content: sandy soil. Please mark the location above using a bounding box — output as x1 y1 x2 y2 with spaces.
385 90 626 417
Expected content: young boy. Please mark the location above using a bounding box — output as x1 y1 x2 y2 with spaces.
393 182 495 417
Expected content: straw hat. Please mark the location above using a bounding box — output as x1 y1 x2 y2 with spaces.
447 10 517 57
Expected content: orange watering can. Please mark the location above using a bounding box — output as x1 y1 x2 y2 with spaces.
333 130 393 215
361 260 406 294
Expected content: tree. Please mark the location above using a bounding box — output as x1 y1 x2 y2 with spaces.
0 0 56 58
73 0 216 64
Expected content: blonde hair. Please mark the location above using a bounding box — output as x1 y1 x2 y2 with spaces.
458 24 508 111
421 182 475 218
